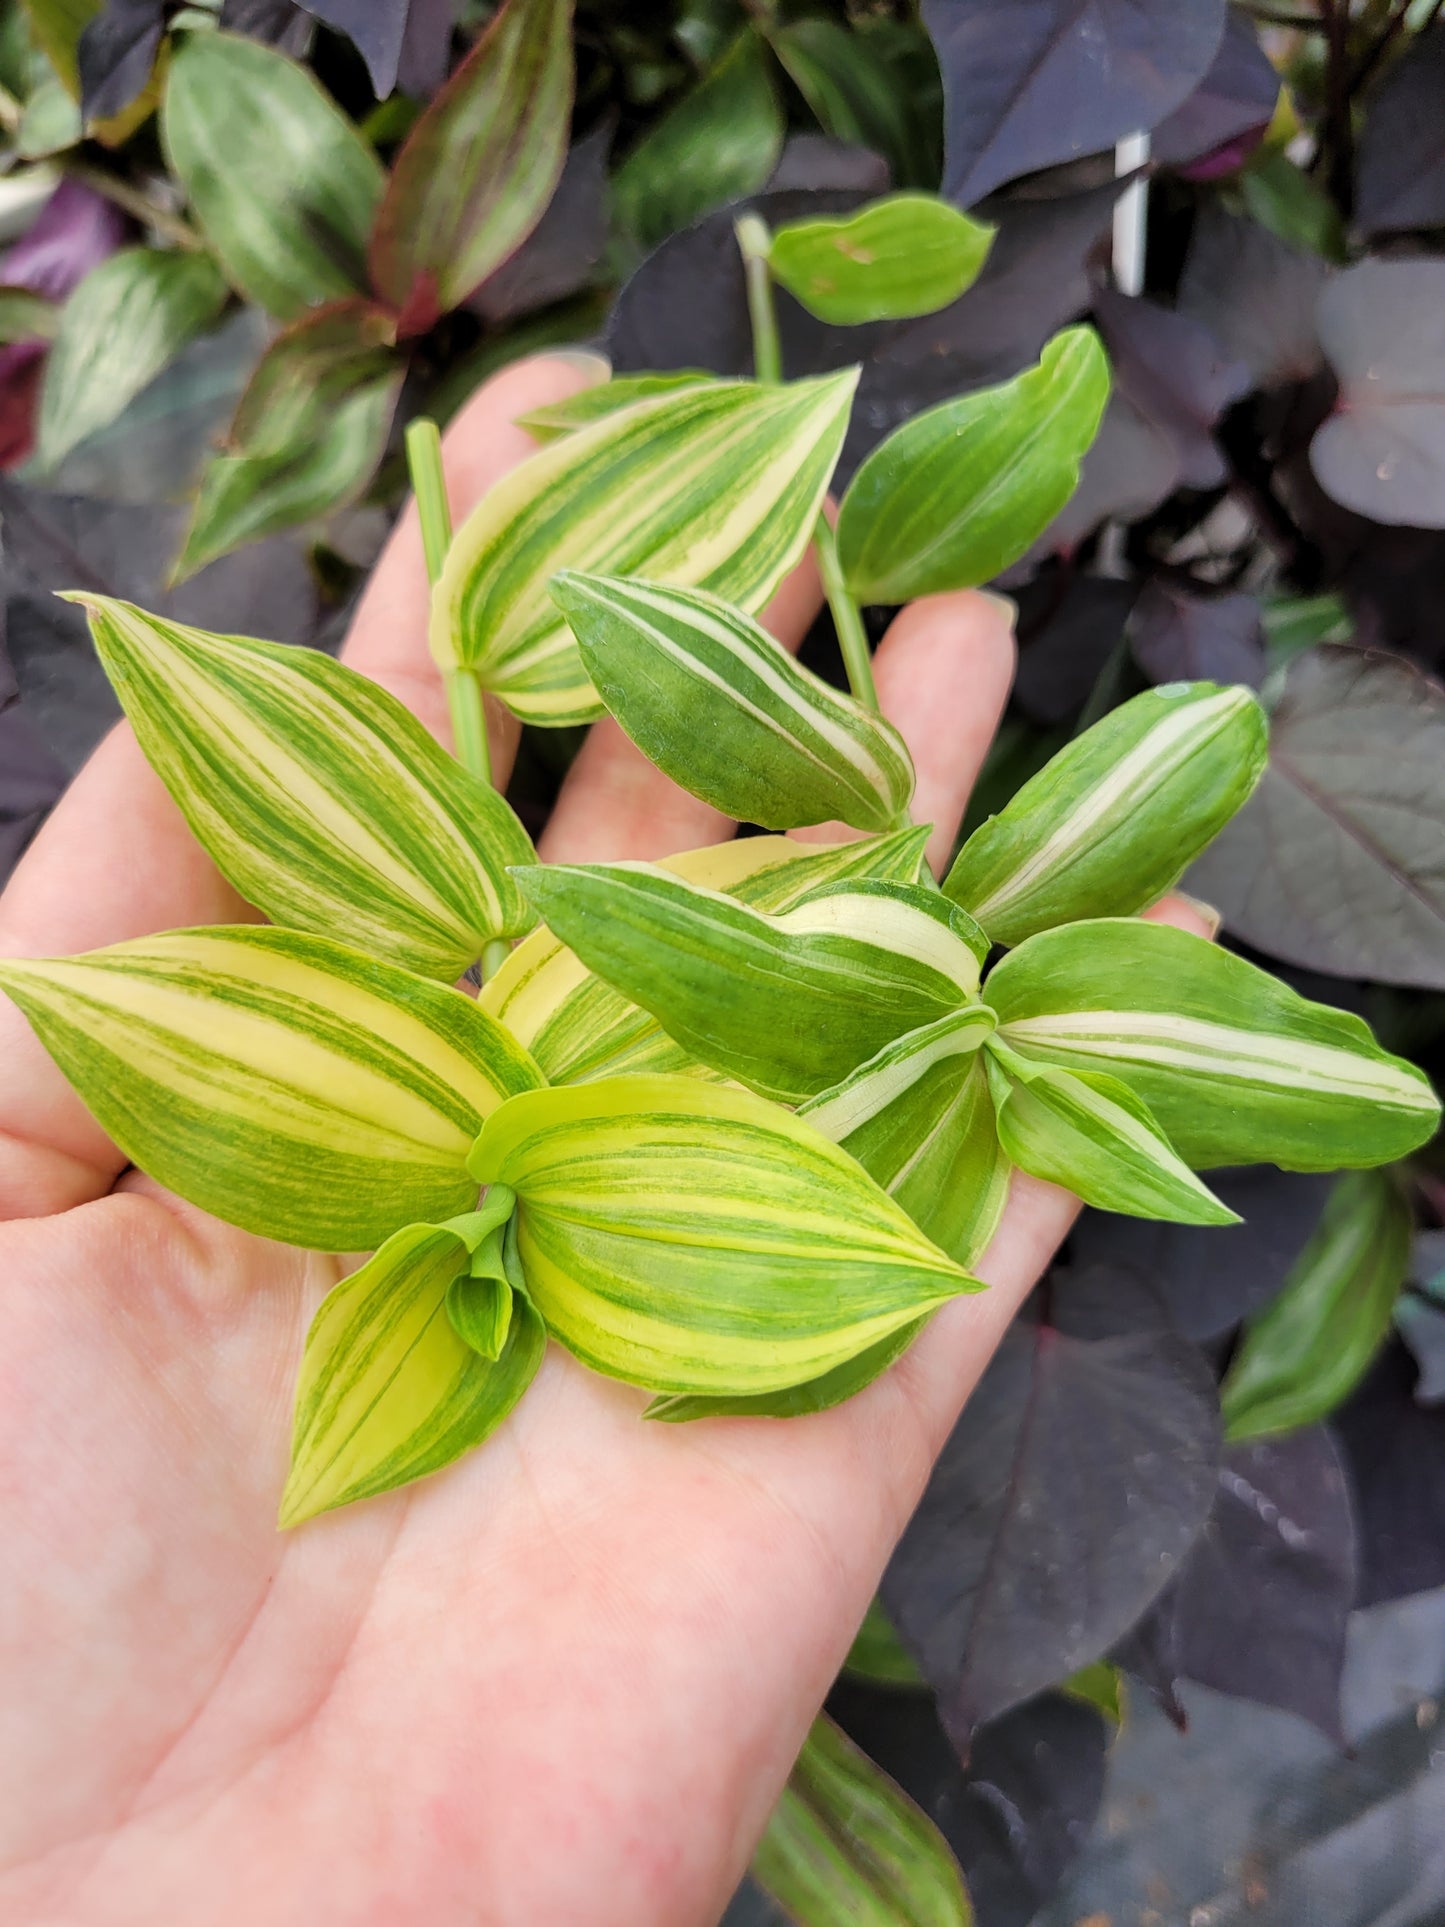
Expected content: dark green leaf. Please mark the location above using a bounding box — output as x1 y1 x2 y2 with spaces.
769 16 938 189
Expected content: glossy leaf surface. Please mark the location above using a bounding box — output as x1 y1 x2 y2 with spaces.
162 31 384 320
836 327 1109 603
469 1076 978 1397
552 572 915 833
768 194 993 326
79 597 536 976
432 370 858 724
369 0 572 328
989 919 1440 1171
0 927 542 1250
946 682 1267 946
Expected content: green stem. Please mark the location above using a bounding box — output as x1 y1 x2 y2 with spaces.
406 418 494 789
735 214 782 384
814 514 880 716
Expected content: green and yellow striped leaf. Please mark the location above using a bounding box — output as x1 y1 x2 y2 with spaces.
280 1210 544 1527
945 684 1268 946
753 1715 972 1927
76 598 537 978
983 1036 1237 1225
642 1319 928 1423
0 928 543 1250
801 1007 1010 1266
989 919 1440 1171
430 369 859 724
470 1076 980 1396
516 372 715 441
767 192 994 326
1221 1170 1410 1442
836 326 1110 604
551 572 915 832
481 827 931 1084
517 864 986 1104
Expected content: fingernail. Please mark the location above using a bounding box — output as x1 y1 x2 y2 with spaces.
979 590 1018 633
550 348 611 386
1173 891 1223 940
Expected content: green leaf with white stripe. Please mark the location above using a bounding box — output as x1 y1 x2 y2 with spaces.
431 369 859 724
280 1206 544 1528
470 1075 980 1397
753 1714 972 1927
481 827 931 1085
0 928 543 1251
75 597 536 978
983 1036 1237 1225
801 1006 1009 1266
551 572 915 833
989 919 1440 1172
516 865 986 1105
515 372 715 441
945 683 1268 946
768 193 994 325
1221 1170 1410 1443
836 326 1110 604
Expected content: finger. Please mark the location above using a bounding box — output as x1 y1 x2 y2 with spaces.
539 548 825 864
0 351 608 1217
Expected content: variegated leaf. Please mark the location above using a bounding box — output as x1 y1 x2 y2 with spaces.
983 1036 1237 1225
0 928 543 1250
643 1320 929 1423
280 1205 544 1527
515 372 715 441
551 572 915 832
989 919 1440 1171
469 1075 979 1397
430 369 859 724
480 827 930 1085
77 598 537 977
801 1006 1010 1265
516 864 986 1104
945 683 1268 945
768 192 994 325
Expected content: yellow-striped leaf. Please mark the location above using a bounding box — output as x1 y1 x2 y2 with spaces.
801 1007 1010 1266
76 597 537 978
480 827 930 1084
551 572 915 832
280 1210 544 1527
768 192 994 326
517 864 987 1104
430 369 859 724
983 1036 1238 1225
989 919 1440 1171
753 1715 972 1927
0 928 543 1250
516 372 715 441
643 1320 929 1423
945 683 1268 945
469 1076 980 1397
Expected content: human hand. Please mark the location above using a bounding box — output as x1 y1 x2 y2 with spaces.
0 353 1207 1926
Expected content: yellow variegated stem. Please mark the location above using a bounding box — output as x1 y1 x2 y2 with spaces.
0 927 543 1251
406 415 495 791
469 1076 981 1398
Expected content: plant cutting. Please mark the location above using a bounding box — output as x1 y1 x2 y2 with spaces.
0 192 1436 1536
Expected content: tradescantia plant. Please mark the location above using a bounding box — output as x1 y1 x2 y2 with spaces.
0 204 1438 1539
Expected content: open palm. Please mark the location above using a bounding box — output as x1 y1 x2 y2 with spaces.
0 355 1203 1926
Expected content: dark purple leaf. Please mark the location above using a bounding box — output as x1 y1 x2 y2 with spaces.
1013 574 1138 724
1337 1344 1445 1607
1151 5 1278 178
0 623 66 884
766 134 891 197
1395 1293 1445 1405
218 0 313 56
1023 389 1181 562
1117 1429 1356 1742
298 0 454 101
1178 201 1327 390
1093 283 1250 489
1128 580 1266 686
77 0 164 121
0 179 127 304
469 121 610 326
1312 259 1445 528
1188 645 1445 990
923 0 1226 207
829 1682 1108 1927
1356 22 1445 237
881 1310 1219 1747
1069 1168 1334 1343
